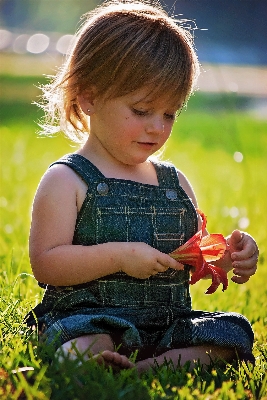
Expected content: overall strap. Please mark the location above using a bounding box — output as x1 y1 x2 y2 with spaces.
50 153 104 186
50 155 181 189
152 161 180 189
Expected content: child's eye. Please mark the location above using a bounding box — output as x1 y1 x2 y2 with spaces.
164 113 176 121
132 108 176 120
132 108 149 117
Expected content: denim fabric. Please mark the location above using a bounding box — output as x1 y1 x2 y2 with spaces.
28 154 254 359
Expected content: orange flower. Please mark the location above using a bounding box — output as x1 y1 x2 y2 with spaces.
169 210 228 294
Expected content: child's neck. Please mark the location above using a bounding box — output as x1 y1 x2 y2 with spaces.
77 146 159 186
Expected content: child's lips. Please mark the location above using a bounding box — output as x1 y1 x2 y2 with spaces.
137 141 158 149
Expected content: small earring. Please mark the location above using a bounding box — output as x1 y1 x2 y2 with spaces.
87 109 90 113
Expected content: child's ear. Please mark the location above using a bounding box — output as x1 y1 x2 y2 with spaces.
77 86 98 115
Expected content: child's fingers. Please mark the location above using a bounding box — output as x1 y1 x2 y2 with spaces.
229 230 244 251
231 262 257 284
231 244 258 261
231 275 250 284
157 253 184 271
231 231 258 261
154 263 167 273
231 244 258 282
233 255 258 271
232 261 257 285
171 261 184 271
233 264 257 277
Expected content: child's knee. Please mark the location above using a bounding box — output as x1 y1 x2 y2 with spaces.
56 333 114 361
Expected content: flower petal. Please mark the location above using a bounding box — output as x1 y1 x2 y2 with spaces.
169 210 228 294
204 265 228 294
200 234 227 262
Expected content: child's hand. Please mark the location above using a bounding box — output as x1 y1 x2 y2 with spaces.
228 230 259 284
120 242 183 279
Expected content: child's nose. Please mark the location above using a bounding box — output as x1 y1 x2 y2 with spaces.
146 115 164 134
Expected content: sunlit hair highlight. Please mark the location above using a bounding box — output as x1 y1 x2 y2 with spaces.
39 0 200 143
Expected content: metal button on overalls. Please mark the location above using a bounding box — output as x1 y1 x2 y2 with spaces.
166 189 177 200
97 182 109 195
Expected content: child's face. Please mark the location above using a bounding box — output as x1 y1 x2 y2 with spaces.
90 87 179 166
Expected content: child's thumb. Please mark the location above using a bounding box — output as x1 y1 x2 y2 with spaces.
229 230 243 251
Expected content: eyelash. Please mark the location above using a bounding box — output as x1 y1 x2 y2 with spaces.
132 108 148 117
164 113 176 121
132 108 176 121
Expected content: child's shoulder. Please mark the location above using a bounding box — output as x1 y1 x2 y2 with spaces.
37 154 85 195
34 154 88 213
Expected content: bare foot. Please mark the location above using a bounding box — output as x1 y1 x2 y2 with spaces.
136 358 156 375
93 350 135 371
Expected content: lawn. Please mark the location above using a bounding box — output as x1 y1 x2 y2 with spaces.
0 74 267 399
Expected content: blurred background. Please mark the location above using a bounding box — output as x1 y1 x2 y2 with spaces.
1 0 267 64
0 0 267 106
0 0 267 321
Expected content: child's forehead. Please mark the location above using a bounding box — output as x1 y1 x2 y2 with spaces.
124 87 182 110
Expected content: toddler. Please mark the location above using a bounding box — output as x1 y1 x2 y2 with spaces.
27 0 258 373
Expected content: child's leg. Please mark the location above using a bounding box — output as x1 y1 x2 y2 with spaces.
56 336 235 372
136 345 235 374
55 333 134 370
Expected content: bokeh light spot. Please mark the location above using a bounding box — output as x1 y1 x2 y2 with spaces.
56 34 74 54
13 34 30 53
238 217 250 229
4 224 13 234
26 33 49 54
229 207 239 218
233 151 243 162
0 29 12 50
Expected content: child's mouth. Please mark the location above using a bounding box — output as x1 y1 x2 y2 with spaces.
137 142 157 149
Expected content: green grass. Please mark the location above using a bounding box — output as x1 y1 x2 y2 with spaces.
0 74 267 399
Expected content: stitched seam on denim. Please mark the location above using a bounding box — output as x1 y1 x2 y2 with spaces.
97 207 156 214
125 206 130 241
97 280 187 286
75 193 94 232
52 320 71 343
97 207 186 215
156 233 184 239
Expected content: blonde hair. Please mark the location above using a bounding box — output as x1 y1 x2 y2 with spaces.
40 0 200 143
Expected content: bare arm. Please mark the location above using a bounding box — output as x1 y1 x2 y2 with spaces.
29 165 182 286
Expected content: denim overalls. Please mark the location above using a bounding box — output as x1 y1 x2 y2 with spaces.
28 154 254 361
